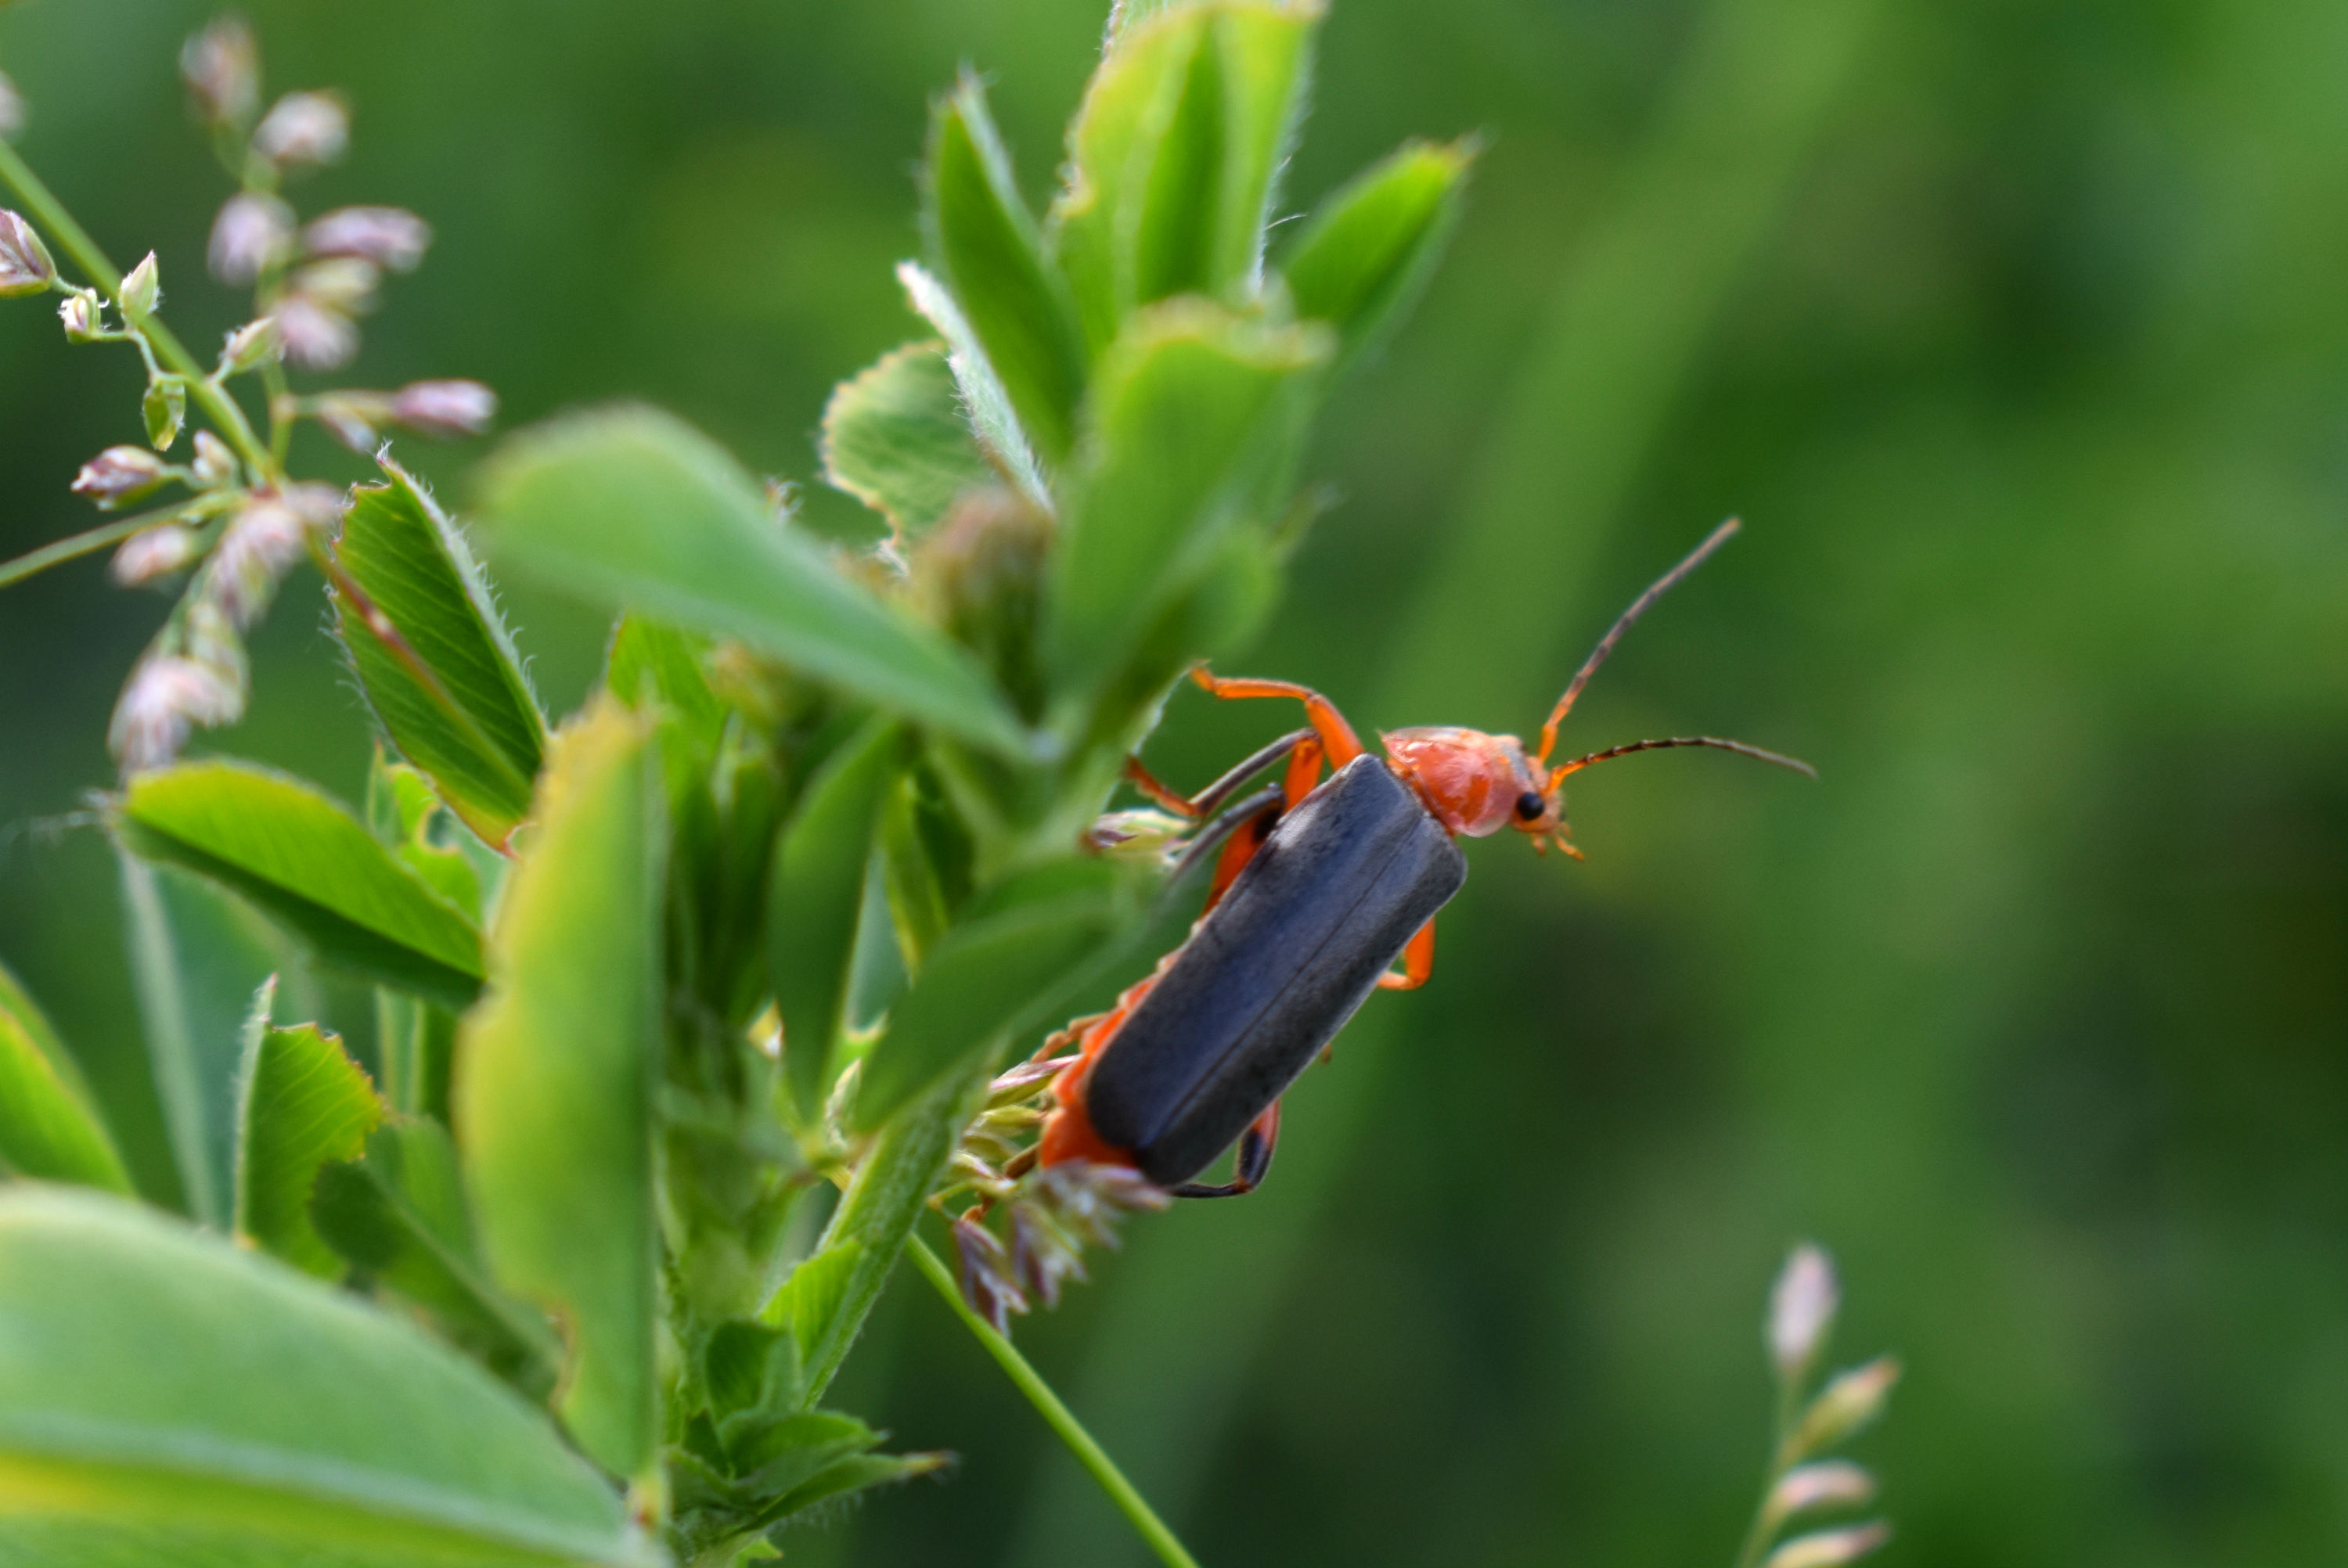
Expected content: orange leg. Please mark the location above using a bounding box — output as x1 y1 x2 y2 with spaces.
1375 918 1436 991
1189 667 1367 797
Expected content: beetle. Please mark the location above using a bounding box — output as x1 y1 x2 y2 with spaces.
1032 520 1813 1197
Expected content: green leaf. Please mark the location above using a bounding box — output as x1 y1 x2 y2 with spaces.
762 1240 860 1397
117 851 309 1227
855 865 1136 1131
927 76 1088 467
312 1117 562 1397
897 262 1053 513
0 1187 654 1568
475 405 1032 761
456 700 664 1479
333 460 548 850
1281 137 1474 373
233 978 384 1278
819 342 998 542
117 760 486 1013
1202 2 1316 290
769 720 902 1122
1050 2 1318 345
605 615 727 753
772 1085 969 1406
1044 300 1331 699
0 961 131 1192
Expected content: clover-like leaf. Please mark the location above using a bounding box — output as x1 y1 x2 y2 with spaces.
333 460 548 849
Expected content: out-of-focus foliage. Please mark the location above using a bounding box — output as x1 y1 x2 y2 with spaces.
2 3 2345 1568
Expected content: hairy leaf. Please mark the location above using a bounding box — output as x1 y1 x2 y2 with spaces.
1051 2 1318 345
820 342 996 542
927 77 1087 466
456 700 663 1479
0 961 131 1192
475 405 1031 760
1280 137 1474 373
897 262 1053 512
232 978 384 1278
333 459 547 849
117 761 485 1012
0 1188 655 1567
1044 300 1331 699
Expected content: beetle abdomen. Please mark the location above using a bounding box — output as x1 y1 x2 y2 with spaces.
1086 755 1468 1185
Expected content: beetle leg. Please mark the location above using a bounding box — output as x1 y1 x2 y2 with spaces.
1189 667 1368 779
1125 728 1310 820
1375 918 1436 991
1168 1102 1280 1199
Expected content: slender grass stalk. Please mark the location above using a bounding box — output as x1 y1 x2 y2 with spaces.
0 503 189 590
907 1235 1202 1568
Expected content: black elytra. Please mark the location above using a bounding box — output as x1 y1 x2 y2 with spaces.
1085 755 1468 1187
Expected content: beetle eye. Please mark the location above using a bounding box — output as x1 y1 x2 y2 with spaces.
1514 790 1547 822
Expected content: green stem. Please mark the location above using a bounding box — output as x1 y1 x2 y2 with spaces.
1730 1374 1802 1568
0 136 280 484
0 502 190 592
909 1235 1202 1568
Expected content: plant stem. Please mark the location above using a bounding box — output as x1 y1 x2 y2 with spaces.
908 1235 1203 1568
0 135 280 484
0 503 186 591
1730 1374 1802 1568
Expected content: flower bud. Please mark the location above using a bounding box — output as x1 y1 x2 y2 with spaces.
207 192 292 285
211 491 316 625
309 392 385 453
217 315 283 376
290 257 379 312
0 70 24 139
302 206 431 272
143 380 187 451
1790 1357 1901 1459
1763 1461 1876 1535
110 524 203 586
953 1214 1028 1334
1770 1243 1839 1383
180 16 260 130
271 297 357 370
72 446 170 509
110 653 245 773
1760 1523 1891 1568
253 91 348 167
388 379 496 439
0 210 54 296
59 291 99 341
117 252 161 319
191 430 239 490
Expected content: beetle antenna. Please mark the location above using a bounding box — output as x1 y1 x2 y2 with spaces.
1547 735 1817 787
1535 518 1742 768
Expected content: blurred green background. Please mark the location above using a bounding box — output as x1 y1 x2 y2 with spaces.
5 0 2346 1563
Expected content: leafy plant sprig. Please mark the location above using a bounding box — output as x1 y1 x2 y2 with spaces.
0 3 1473 1564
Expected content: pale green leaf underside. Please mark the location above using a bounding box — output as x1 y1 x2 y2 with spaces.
457 701 663 1479
475 405 1032 760
117 761 485 1013
0 1187 653 1568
